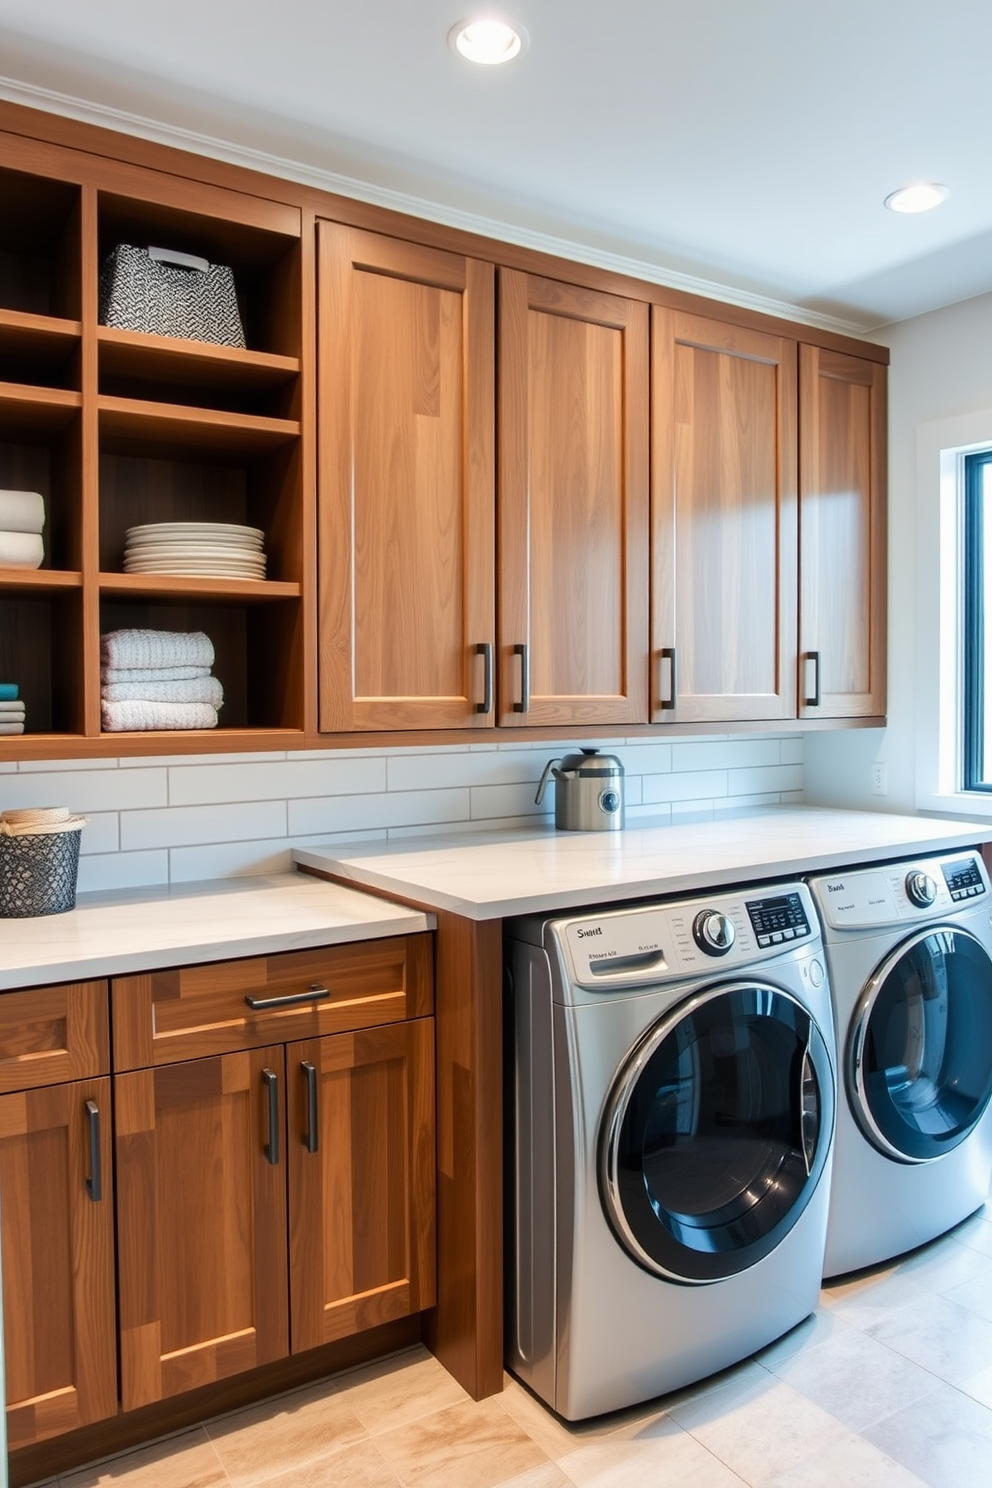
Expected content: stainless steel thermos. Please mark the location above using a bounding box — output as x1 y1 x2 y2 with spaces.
534 747 625 831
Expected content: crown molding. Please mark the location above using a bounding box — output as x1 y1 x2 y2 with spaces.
0 71 873 340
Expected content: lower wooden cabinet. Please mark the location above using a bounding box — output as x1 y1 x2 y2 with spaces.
0 1075 117 1450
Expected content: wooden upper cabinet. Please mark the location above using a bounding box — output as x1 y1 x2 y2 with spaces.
799 346 887 719
498 270 649 727
0 1076 117 1449
651 309 798 723
317 222 495 730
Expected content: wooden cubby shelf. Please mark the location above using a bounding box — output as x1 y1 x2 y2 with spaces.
98 397 300 453
98 326 299 392
0 382 81 432
99 573 301 601
0 569 82 592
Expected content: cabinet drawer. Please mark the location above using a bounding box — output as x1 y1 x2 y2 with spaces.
0 981 110 1094
111 934 434 1069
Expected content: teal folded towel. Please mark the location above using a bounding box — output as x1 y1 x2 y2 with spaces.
0 683 17 700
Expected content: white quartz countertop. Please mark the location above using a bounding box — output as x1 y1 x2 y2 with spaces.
293 807 992 920
0 872 433 992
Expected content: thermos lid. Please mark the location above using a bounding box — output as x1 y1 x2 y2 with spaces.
556 747 624 778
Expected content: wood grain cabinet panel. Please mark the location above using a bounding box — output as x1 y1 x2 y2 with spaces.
114 1047 290 1411
799 346 887 718
0 979 109 1094
288 1018 435 1352
651 310 798 723
112 934 433 1068
0 1076 117 1448
498 270 649 726
317 222 495 730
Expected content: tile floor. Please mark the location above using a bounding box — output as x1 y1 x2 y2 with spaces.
39 1202 992 1488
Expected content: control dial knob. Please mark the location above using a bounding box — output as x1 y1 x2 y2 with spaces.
693 910 736 956
906 871 938 908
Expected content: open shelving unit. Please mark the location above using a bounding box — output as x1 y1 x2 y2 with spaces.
0 147 311 757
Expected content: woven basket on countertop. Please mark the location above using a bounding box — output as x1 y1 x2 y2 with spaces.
0 807 88 917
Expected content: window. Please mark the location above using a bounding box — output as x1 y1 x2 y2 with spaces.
962 450 992 791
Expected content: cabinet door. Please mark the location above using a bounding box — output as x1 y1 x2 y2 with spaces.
652 310 798 722
799 346 887 718
318 222 495 730
499 270 649 726
115 1047 289 1411
288 1019 435 1352
0 1077 116 1449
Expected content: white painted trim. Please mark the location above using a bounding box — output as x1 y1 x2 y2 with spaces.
0 71 870 341
915 407 992 818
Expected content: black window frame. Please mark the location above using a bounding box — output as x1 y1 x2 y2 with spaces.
963 449 992 791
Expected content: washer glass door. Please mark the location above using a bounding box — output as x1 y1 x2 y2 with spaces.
600 982 834 1284
850 926 992 1163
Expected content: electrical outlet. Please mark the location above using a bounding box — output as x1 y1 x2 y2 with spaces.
871 761 888 796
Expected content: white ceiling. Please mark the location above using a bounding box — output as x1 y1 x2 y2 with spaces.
1 0 991 333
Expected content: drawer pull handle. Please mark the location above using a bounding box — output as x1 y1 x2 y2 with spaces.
804 651 821 708
660 647 677 711
513 642 530 713
262 1068 280 1165
475 641 493 715
85 1099 102 1202
301 1061 319 1154
245 983 329 1011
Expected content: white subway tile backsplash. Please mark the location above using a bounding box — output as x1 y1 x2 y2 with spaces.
168 755 386 806
121 799 288 851
3 734 805 887
0 767 168 814
169 839 296 883
77 849 170 893
671 739 781 772
287 786 470 838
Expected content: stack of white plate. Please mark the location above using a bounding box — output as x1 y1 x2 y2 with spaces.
123 522 267 579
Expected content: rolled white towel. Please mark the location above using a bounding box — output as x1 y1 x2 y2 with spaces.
101 675 223 706
101 699 219 732
101 664 210 684
101 629 215 671
0 530 44 568
0 489 45 534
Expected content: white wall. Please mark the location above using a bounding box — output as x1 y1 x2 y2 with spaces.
805 289 992 813
0 735 803 893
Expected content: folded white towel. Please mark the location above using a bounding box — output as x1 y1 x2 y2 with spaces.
0 702 26 716
0 489 45 534
0 530 44 568
101 699 219 731
101 664 210 684
101 676 223 706
0 722 25 734
101 629 215 671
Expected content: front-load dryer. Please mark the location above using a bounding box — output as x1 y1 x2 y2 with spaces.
808 850 992 1279
504 881 835 1420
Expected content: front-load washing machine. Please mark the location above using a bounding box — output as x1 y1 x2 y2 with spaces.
808 850 992 1279
504 881 835 1420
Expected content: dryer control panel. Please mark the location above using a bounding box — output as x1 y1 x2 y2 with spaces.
810 851 989 931
550 882 819 991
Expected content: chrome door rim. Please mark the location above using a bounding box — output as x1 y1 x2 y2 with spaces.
599 979 833 1284
848 924 992 1164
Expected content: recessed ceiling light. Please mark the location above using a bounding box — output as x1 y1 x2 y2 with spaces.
449 17 528 65
884 182 949 214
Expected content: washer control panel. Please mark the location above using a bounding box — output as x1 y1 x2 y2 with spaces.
942 855 987 902
746 891 812 949
553 881 819 990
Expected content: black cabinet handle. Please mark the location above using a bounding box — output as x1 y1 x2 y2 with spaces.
262 1068 280 1165
301 1061 319 1154
804 651 821 708
85 1099 102 1202
245 983 328 1011
475 642 493 715
660 647 677 711
513 642 530 713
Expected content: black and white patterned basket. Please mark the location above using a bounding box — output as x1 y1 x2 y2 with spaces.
0 828 82 917
99 244 247 348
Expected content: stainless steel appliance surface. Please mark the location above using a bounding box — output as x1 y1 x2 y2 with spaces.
505 881 836 1420
808 851 992 1279
534 747 624 831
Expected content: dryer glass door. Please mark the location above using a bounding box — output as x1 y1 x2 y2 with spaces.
851 926 992 1163
600 982 834 1284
